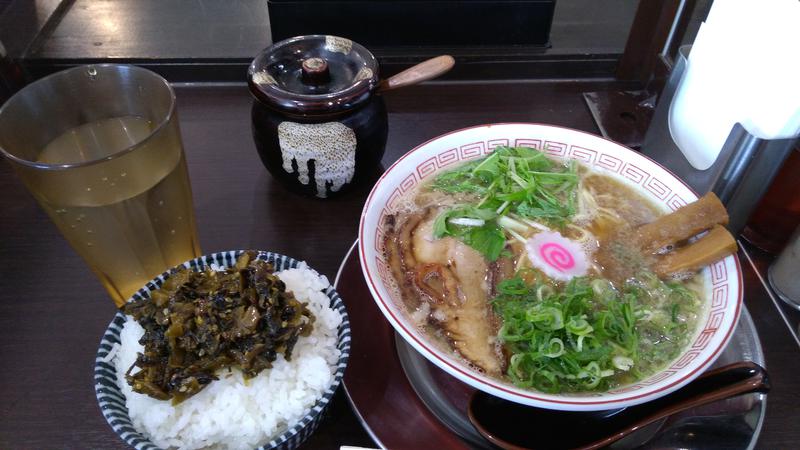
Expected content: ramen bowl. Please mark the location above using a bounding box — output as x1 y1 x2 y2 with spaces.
358 123 742 411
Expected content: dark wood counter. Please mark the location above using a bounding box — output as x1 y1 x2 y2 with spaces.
0 82 797 449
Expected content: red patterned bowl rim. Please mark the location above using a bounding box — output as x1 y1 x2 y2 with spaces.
358 123 743 410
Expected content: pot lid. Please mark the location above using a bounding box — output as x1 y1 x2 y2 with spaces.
247 35 380 116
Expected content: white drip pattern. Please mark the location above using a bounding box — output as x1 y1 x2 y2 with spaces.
277 121 357 198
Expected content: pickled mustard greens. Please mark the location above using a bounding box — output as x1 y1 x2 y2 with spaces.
492 272 701 393
430 146 579 260
123 251 315 403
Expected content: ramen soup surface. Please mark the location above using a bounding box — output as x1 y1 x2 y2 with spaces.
383 146 705 394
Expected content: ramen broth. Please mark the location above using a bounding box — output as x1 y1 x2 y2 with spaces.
383 148 705 393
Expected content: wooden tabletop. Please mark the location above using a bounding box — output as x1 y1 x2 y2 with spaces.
1 81 797 449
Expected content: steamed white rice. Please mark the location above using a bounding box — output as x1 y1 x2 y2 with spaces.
112 263 343 450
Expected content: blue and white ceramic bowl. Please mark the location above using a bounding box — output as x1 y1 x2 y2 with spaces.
94 250 351 450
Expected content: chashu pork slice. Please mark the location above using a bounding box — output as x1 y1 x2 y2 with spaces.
410 208 503 375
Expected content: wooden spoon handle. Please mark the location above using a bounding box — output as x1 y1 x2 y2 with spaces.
379 55 455 92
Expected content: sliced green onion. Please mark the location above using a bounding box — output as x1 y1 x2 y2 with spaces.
497 215 529 233
543 338 565 358
591 279 613 297
506 228 528 245
526 305 564 330
447 217 485 227
493 270 699 394
613 356 634 371
566 317 594 336
509 213 552 232
536 285 554 302
509 171 529 189
495 200 511 215
576 334 586 352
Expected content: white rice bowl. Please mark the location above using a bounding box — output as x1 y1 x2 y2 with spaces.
110 263 343 450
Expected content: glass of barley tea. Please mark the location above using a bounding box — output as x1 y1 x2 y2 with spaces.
0 65 201 307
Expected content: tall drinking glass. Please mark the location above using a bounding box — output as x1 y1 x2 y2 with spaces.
0 65 201 307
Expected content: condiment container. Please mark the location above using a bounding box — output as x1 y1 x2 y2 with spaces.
247 35 387 198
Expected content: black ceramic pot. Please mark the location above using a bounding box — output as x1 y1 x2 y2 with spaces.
248 35 388 198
